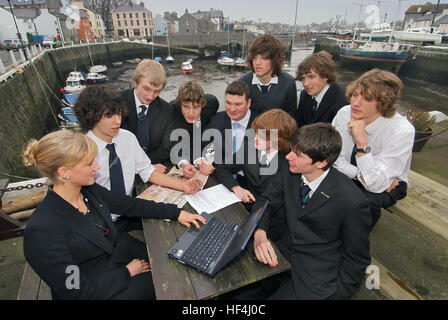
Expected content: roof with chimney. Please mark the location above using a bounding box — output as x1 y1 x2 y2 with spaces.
405 3 448 14
112 4 151 13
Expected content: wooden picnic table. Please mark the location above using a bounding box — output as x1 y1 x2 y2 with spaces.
139 175 290 300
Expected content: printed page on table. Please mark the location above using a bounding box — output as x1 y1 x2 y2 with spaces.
138 166 208 208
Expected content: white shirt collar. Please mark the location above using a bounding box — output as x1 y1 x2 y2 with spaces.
261 149 278 165
252 73 279 86
313 84 330 105
87 130 120 150
231 109 251 129
302 169 330 198
134 89 148 114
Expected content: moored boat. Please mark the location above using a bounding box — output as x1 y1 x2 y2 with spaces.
58 93 79 128
394 27 442 45
62 71 86 94
218 56 235 68
180 61 194 74
339 40 415 73
89 65 107 73
86 72 108 84
166 56 174 64
360 23 393 41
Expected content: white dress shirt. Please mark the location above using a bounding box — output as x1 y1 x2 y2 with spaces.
332 105 415 193
313 84 330 111
260 149 278 166
252 74 279 93
134 89 148 115
87 129 155 197
231 109 252 152
302 169 330 199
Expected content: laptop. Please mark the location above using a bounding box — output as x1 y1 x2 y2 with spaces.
167 201 269 277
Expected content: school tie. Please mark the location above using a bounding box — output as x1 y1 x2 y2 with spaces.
300 182 311 208
260 85 269 95
311 97 318 117
106 143 126 196
350 144 357 166
136 105 150 152
232 122 243 154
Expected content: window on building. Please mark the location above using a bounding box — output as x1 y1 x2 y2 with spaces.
118 21 121 27
123 13 126 19
144 20 147 26
117 14 119 19
134 29 140 36
130 13 133 19
118 29 125 36
137 20 139 26
131 20 134 26
143 13 146 18
136 13 139 18
124 20 128 26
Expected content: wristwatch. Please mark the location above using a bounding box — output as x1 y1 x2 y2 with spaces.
356 146 371 154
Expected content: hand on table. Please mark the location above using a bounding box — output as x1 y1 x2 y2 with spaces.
178 210 207 229
232 186 255 203
197 159 215 175
154 163 167 173
254 229 278 267
182 177 202 194
181 163 196 179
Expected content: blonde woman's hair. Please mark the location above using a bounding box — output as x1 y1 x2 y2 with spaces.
23 130 98 184
132 59 166 87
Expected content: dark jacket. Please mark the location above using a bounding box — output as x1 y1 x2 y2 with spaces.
239 71 297 115
120 88 174 164
255 166 371 300
169 94 219 165
203 110 258 165
23 183 180 300
294 83 347 127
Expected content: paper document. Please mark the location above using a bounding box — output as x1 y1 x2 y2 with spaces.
186 184 241 214
138 167 208 208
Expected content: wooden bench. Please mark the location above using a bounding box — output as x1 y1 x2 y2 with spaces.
17 263 52 300
385 170 448 243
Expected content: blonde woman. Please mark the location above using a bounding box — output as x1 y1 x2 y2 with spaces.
22 130 205 300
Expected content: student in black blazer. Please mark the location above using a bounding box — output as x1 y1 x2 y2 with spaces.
22 130 205 300
293 51 347 127
169 81 219 177
253 123 371 300
203 81 258 166
120 59 174 166
214 109 297 241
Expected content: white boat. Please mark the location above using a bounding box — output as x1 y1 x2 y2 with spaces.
86 72 108 84
166 56 174 64
89 65 107 73
234 57 247 68
64 77 86 94
218 56 235 67
180 61 194 74
360 23 393 41
394 27 442 45
67 71 85 81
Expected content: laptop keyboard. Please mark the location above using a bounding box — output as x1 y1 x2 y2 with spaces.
182 216 236 271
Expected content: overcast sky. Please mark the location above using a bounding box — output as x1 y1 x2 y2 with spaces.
143 0 447 26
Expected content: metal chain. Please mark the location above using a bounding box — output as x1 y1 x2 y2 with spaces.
0 182 46 193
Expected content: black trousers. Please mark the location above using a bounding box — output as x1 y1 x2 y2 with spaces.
353 180 408 229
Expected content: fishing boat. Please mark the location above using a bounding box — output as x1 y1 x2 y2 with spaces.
360 23 393 41
165 30 174 64
166 56 174 64
86 72 108 84
180 61 194 74
62 71 86 94
154 57 163 63
339 40 415 73
234 57 247 68
393 27 443 45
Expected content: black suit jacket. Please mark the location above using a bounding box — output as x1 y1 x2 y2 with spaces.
23 183 180 300
203 110 258 165
255 166 371 299
170 94 219 165
294 83 347 127
120 88 174 164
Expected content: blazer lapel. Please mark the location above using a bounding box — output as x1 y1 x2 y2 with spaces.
297 169 336 219
50 191 114 254
313 85 335 121
125 90 138 133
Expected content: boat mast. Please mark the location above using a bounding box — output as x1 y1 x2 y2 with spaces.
84 30 94 67
389 0 408 44
241 17 245 59
290 0 299 65
430 0 441 31
167 26 171 56
353 0 365 41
